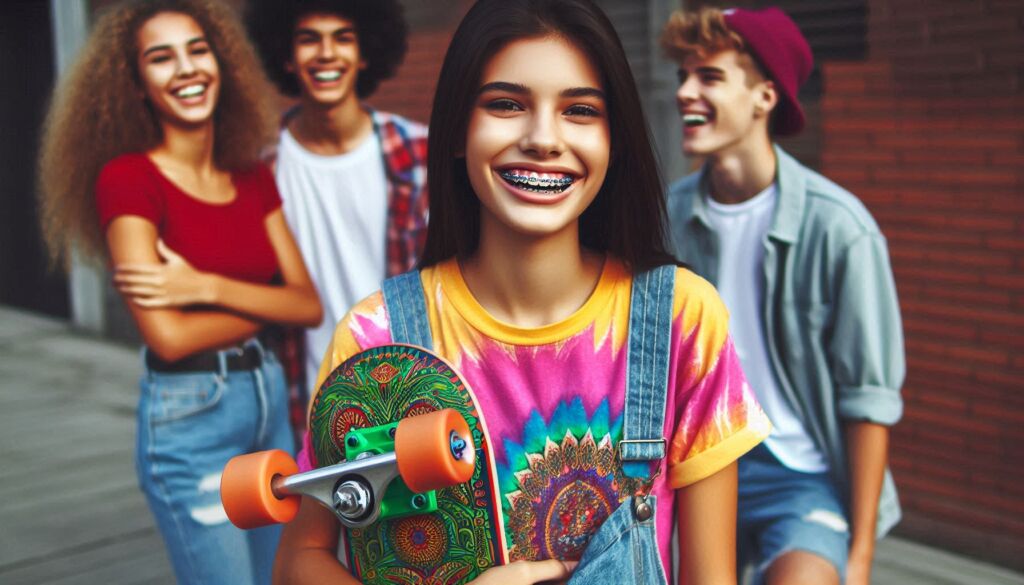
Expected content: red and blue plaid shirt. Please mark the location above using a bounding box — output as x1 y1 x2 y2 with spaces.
268 108 429 437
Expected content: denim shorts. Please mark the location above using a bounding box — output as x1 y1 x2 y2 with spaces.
737 444 849 584
136 340 294 585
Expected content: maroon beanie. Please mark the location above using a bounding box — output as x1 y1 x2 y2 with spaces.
723 7 813 136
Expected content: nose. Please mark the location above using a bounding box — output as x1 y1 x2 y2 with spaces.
519 110 563 158
178 50 197 77
318 37 336 60
676 74 699 105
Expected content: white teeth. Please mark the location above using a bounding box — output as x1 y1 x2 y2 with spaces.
683 113 708 127
314 70 342 81
176 84 205 98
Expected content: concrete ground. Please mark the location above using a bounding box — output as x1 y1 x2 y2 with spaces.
0 305 1020 585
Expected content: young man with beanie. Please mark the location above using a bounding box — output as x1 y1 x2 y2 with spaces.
248 0 428 425
662 7 904 585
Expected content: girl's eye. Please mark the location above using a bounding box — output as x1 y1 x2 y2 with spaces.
191 46 210 56
149 54 172 64
565 104 601 118
484 98 523 112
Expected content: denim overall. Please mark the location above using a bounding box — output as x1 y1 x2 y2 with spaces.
382 265 675 585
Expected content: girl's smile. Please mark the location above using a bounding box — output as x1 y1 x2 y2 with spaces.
136 12 220 127
466 35 610 239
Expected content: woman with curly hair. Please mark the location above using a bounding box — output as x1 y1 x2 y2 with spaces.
246 0 429 419
37 1 321 582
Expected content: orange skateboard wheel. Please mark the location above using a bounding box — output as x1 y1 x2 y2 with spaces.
221 449 300 529
395 408 476 493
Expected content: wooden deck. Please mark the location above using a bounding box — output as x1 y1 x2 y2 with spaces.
0 305 1020 585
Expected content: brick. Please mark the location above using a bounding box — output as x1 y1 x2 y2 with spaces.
873 133 1020 150
906 354 976 380
887 227 983 248
973 401 1024 425
900 149 989 166
903 315 977 340
979 328 1024 349
925 249 1015 270
990 153 1024 167
983 272 1024 291
945 344 1011 367
975 369 1024 392
921 285 1013 307
895 264 983 286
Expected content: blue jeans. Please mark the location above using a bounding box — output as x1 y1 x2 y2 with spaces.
568 496 667 585
136 341 294 585
738 444 849 585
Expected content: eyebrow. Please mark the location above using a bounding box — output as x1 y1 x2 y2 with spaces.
695 66 725 75
294 26 357 36
478 81 605 100
142 36 206 58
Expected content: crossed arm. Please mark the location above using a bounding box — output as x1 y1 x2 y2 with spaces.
105 210 322 361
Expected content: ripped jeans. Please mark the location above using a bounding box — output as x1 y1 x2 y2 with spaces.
136 341 293 585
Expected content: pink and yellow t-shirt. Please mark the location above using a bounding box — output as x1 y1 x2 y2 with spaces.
298 258 770 573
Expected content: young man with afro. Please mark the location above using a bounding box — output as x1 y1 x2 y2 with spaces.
249 0 428 418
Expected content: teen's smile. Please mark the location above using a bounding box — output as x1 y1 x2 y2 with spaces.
290 13 365 106
136 12 221 127
496 164 579 204
466 35 610 239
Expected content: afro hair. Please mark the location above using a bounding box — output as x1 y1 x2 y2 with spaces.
247 0 409 99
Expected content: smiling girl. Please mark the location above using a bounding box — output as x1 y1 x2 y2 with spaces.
274 0 768 584
38 1 321 583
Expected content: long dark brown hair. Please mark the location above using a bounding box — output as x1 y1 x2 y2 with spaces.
38 0 277 267
419 0 677 272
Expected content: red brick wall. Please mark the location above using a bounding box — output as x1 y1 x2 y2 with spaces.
364 2 472 125
820 0 1024 569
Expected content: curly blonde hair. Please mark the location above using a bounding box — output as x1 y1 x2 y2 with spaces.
38 0 278 267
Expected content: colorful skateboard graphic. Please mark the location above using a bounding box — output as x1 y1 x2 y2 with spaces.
309 344 505 584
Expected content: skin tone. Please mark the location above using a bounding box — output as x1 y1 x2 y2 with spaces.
108 11 321 362
675 49 777 205
274 34 739 585
286 12 373 156
675 48 889 585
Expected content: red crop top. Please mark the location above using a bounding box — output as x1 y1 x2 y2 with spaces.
96 153 282 284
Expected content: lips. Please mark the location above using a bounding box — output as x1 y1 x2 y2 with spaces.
498 169 575 193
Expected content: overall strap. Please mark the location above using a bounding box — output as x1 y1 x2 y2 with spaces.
381 271 434 350
620 264 676 479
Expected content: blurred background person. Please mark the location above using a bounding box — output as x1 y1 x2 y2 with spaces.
36 0 321 582
248 0 429 431
662 7 904 585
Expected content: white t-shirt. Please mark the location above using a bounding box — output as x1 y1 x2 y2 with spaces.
706 184 828 473
275 127 388 387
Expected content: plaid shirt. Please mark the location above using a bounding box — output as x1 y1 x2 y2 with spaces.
267 108 429 438
374 109 430 276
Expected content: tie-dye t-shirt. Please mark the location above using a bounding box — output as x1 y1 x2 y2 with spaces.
297 257 770 574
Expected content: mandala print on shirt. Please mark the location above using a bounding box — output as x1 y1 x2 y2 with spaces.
498 397 648 561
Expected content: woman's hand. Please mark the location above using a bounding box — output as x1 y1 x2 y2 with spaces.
468 560 577 585
115 239 214 308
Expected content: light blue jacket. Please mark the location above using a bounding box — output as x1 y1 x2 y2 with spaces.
666 145 905 537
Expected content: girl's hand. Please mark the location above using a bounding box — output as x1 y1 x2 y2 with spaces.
468 560 577 585
114 240 215 308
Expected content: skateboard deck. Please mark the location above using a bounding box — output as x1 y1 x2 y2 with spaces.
309 344 505 584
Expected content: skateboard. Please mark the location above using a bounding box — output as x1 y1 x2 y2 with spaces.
222 344 505 584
